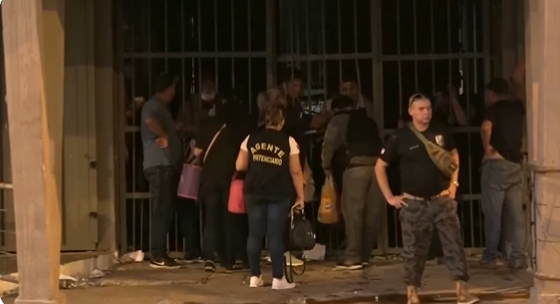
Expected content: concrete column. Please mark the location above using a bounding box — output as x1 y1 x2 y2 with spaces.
42 0 66 221
2 0 65 303
526 0 560 303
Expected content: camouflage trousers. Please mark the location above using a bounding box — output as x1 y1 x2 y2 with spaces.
399 196 470 287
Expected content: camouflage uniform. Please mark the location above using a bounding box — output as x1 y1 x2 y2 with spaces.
399 195 469 287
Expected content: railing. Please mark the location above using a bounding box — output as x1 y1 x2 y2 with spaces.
122 129 502 256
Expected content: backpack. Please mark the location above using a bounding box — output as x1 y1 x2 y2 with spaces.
332 109 382 170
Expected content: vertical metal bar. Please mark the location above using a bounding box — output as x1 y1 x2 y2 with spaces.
482 0 491 83
305 0 311 104
464 6 475 248
447 0 452 87
396 0 402 114
197 0 203 103
430 0 435 92
289 0 295 78
352 0 361 88
321 0 328 105
337 0 342 83
473 5 479 94
180 0 186 254
296 0 301 62
231 0 235 88
148 3 153 94
147 0 155 252
265 0 277 88
371 0 386 253
214 0 219 89
248 0 253 112
163 0 176 252
165 0 169 71
413 0 418 89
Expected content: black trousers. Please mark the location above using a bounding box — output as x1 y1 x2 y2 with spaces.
145 165 201 258
202 185 248 266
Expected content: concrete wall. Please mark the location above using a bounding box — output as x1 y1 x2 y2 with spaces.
59 0 116 251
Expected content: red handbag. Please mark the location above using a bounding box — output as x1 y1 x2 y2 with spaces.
228 173 246 214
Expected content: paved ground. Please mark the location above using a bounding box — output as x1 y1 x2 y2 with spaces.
1 261 533 304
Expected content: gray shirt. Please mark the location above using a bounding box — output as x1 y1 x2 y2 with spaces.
141 97 182 169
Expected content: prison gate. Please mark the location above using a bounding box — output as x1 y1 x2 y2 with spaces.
119 0 498 256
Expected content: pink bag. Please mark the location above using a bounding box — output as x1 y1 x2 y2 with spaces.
228 175 245 214
177 164 202 199
177 124 225 200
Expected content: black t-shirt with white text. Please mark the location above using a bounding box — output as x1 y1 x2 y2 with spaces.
380 124 456 198
242 128 299 199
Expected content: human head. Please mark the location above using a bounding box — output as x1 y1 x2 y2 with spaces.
485 78 510 106
408 93 432 124
154 73 177 103
200 78 217 102
264 101 287 130
331 95 354 112
340 71 359 102
282 68 304 100
433 85 450 110
258 88 286 124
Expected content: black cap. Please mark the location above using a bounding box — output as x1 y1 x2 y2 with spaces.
485 78 510 95
154 73 177 93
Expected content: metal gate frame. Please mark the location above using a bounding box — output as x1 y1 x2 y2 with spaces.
115 0 498 256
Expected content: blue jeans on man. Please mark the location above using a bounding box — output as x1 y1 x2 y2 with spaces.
480 159 526 268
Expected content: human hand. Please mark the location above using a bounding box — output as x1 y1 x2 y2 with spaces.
447 185 457 199
447 84 458 98
294 198 305 210
155 136 169 148
387 195 408 209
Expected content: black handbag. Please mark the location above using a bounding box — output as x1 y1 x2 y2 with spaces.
289 209 316 251
284 207 316 283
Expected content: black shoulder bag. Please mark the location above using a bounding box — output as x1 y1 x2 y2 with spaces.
284 207 316 283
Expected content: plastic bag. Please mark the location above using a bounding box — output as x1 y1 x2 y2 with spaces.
318 175 339 224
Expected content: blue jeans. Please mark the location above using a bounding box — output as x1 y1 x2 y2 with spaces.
246 195 291 279
481 159 525 263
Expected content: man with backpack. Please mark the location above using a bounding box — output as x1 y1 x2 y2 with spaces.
322 95 384 270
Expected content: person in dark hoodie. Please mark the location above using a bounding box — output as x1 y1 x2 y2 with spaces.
322 95 384 270
194 90 254 272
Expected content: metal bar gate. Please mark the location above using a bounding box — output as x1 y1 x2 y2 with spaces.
118 0 496 256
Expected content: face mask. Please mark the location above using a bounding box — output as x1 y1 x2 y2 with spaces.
201 93 215 102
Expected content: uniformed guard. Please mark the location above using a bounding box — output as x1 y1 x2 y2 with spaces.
374 93 479 304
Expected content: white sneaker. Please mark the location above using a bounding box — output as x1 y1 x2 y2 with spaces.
249 275 264 288
272 277 295 290
284 252 304 267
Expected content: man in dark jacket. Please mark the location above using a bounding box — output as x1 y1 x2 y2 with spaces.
322 95 384 270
